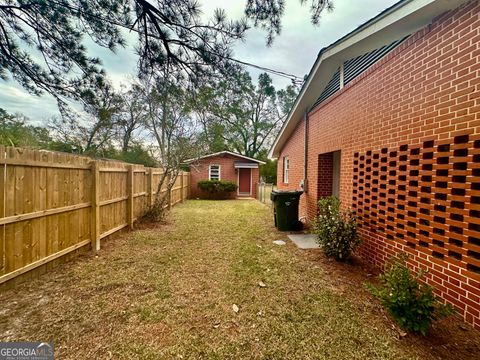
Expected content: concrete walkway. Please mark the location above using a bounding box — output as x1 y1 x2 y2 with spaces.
287 234 319 249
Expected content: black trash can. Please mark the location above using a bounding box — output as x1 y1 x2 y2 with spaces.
270 190 304 231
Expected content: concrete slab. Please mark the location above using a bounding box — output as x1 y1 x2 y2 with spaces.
287 234 319 249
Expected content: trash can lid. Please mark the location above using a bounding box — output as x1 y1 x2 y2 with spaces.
271 190 304 196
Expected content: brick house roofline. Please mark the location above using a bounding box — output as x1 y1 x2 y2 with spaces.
268 0 468 159
183 151 266 165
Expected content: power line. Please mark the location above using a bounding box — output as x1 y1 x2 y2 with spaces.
226 56 304 84
36 0 306 85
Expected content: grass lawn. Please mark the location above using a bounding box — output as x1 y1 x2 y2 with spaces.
0 200 479 359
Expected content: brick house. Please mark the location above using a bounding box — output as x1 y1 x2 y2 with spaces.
269 0 480 328
186 151 264 199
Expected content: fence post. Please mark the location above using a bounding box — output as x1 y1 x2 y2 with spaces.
180 172 184 203
148 168 154 208
127 165 134 229
167 172 172 210
91 161 100 251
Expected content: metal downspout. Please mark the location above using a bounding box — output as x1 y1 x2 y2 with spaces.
303 111 309 193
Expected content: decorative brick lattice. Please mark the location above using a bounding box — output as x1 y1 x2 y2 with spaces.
352 134 480 277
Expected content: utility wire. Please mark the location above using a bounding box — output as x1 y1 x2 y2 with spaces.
225 56 304 84
32 0 305 85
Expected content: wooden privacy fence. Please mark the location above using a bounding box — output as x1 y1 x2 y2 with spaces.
0 146 190 287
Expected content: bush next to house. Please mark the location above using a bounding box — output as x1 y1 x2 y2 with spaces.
312 196 360 261
366 255 454 335
197 180 237 199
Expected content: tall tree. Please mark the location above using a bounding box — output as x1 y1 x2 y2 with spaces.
117 83 147 152
49 82 123 154
192 84 227 153
0 108 52 147
139 69 202 220
0 0 332 111
195 70 298 159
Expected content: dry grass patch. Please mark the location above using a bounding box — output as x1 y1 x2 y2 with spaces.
0 200 479 359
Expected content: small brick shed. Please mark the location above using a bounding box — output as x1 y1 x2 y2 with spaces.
186 151 264 199
269 0 480 328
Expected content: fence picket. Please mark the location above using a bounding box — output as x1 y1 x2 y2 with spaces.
127 165 134 230
0 147 190 287
0 146 4 276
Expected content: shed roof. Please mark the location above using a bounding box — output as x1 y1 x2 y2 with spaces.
268 0 467 158
184 151 266 165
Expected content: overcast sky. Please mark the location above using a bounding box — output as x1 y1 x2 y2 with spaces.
0 0 398 125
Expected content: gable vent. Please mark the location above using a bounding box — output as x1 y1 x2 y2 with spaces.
311 35 410 110
344 36 409 85
314 67 340 106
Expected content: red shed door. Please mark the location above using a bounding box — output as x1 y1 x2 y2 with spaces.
238 168 252 195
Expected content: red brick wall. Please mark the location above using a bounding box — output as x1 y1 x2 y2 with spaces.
317 153 334 198
277 120 308 219
189 153 259 199
277 1 480 328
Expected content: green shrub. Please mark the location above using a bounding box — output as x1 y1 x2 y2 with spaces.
312 196 360 261
366 255 453 335
197 180 237 199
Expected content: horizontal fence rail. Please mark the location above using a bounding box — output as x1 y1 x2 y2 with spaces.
0 146 190 288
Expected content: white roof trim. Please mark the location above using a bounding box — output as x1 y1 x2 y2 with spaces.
234 162 259 169
268 0 466 159
184 151 266 165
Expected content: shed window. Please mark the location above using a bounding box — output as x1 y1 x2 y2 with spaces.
283 156 289 184
209 165 220 180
